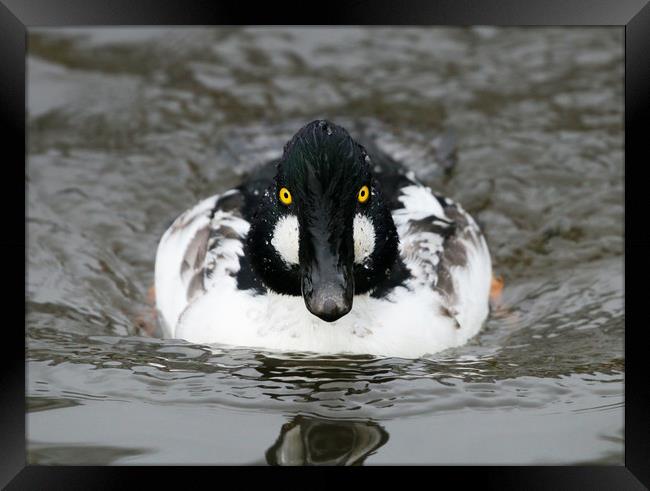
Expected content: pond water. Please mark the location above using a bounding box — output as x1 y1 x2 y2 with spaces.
27 27 624 464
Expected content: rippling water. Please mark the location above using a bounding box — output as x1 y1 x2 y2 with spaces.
27 27 623 464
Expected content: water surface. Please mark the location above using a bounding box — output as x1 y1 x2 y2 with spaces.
27 27 624 464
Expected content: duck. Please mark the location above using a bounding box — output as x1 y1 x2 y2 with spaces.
154 120 492 358
266 416 389 466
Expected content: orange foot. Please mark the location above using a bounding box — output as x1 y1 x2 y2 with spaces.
489 274 519 325
490 275 504 304
147 285 156 306
134 285 158 337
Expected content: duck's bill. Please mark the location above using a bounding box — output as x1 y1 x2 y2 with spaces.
301 254 354 323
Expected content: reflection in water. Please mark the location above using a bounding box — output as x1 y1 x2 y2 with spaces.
266 416 388 466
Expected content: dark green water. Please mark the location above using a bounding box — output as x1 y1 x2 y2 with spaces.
27 27 623 464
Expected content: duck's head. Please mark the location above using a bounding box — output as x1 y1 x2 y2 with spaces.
247 120 399 322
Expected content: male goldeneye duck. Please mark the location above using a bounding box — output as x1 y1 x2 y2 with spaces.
266 416 388 466
154 120 492 358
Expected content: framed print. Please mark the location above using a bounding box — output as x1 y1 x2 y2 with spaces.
3 0 648 487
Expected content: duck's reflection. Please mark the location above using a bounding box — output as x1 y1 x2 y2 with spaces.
266 416 389 466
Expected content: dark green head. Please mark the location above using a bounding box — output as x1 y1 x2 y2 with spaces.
247 120 399 322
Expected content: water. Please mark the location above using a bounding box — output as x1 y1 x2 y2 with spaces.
26 27 624 465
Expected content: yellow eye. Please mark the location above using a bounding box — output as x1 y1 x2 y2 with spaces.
279 187 292 205
358 185 370 203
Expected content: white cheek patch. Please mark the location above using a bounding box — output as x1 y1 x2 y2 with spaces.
353 214 376 264
271 215 299 265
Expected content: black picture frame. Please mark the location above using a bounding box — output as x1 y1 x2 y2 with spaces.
4 0 648 487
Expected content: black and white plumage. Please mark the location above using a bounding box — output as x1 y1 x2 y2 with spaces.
265 416 389 465
154 120 491 358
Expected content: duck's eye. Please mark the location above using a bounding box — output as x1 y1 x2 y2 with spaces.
279 187 292 205
358 185 370 203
